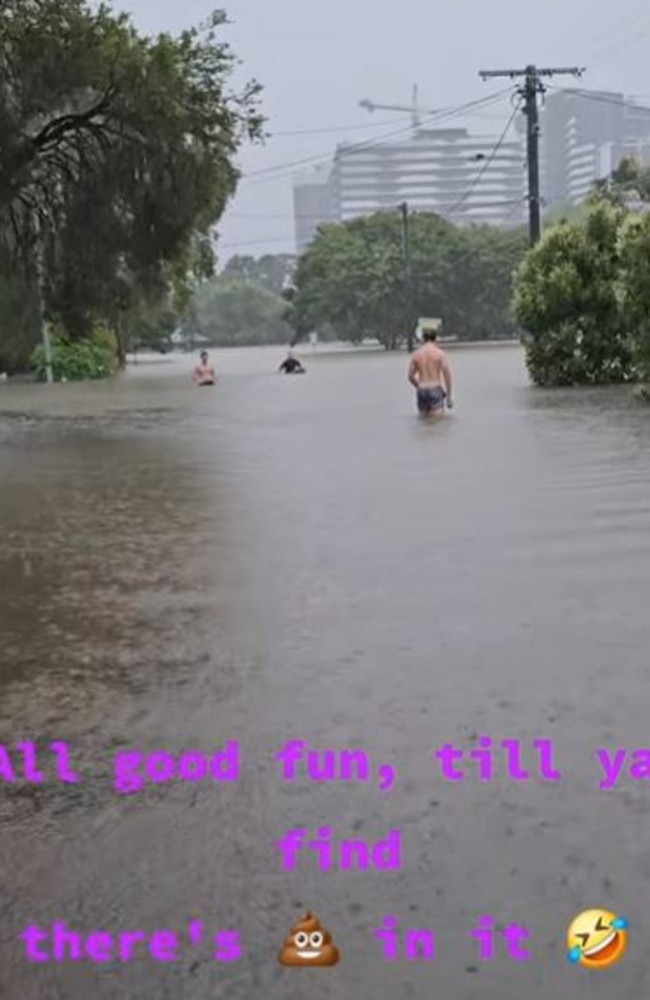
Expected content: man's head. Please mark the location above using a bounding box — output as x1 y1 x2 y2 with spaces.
200 350 208 362
422 331 437 343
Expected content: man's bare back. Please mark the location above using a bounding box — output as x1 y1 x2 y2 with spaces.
407 334 453 416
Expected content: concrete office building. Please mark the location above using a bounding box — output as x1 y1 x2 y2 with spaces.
292 124 527 250
292 164 336 253
331 127 526 227
540 89 650 213
293 91 650 250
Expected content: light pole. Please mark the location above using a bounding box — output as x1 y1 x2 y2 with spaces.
399 201 414 352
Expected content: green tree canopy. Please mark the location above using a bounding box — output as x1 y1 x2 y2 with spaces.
222 254 297 295
193 277 292 347
0 1 263 369
618 210 650 393
289 211 527 349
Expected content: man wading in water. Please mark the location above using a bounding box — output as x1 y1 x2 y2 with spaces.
193 350 216 386
407 330 453 417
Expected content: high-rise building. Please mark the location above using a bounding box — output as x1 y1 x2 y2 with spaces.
292 124 527 251
292 164 336 254
539 90 650 213
292 91 650 253
332 126 526 228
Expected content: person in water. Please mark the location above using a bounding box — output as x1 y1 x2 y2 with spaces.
278 350 305 374
193 350 216 386
407 330 453 417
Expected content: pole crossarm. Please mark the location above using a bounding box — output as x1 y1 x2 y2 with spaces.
479 67 584 80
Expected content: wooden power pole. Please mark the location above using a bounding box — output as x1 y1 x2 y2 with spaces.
479 65 585 244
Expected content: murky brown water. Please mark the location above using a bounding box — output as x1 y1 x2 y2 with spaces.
1 345 650 999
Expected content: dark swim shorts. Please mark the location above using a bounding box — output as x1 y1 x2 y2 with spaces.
416 386 446 413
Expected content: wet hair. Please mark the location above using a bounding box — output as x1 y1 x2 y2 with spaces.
200 350 208 359
422 331 437 342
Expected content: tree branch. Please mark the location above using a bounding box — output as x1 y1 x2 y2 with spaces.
33 85 117 152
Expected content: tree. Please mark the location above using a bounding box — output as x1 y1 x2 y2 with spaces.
0 257 39 375
439 225 527 340
618 211 650 396
593 155 650 207
193 277 292 346
222 254 297 295
0 2 263 369
513 199 634 386
289 211 526 349
120 295 179 352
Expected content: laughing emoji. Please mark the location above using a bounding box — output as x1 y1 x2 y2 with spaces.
278 912 340 967
566 909 628 969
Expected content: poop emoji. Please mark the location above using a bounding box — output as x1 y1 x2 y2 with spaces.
278 911 340 967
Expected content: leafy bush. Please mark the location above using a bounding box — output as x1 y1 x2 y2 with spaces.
632 329 650 392
514 201 637 387
31 326 117 381
523 325 635 387
617 212 650 394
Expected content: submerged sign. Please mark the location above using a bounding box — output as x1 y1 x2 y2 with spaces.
417 318 442 335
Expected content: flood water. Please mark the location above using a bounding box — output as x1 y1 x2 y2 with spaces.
1 344 650 999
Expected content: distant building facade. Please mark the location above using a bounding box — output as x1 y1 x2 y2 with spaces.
331 127 526 228
539 90 650 213
292 125 526 251
292 164 336 254
292 92 650 251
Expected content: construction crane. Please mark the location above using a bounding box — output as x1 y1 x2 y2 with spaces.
359 85 437 129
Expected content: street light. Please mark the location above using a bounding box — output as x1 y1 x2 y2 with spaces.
399 202 414 352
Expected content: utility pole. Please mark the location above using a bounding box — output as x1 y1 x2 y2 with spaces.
479 65 584 245
399 201 414 352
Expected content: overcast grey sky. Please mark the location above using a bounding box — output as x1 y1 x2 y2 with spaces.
120 0 650 258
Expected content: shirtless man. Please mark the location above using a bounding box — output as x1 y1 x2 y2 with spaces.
193 350 216 386
407 331 453 417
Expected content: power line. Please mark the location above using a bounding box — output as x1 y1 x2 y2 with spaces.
217 236 296 252
223 101 528 254
240 89 513 185
227 212 337 221
243 91 510 180
445 102 523 218
593 0 648 40
479 65 585 244
587 1 650 60
545 84 650 112
591 27 650 61
271 107 511 135
501 195 529 225
224 195 531 232
557 2 646 61
270 116 411 136
218 201 530 257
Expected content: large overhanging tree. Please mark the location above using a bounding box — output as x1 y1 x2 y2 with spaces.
0 0 263 362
